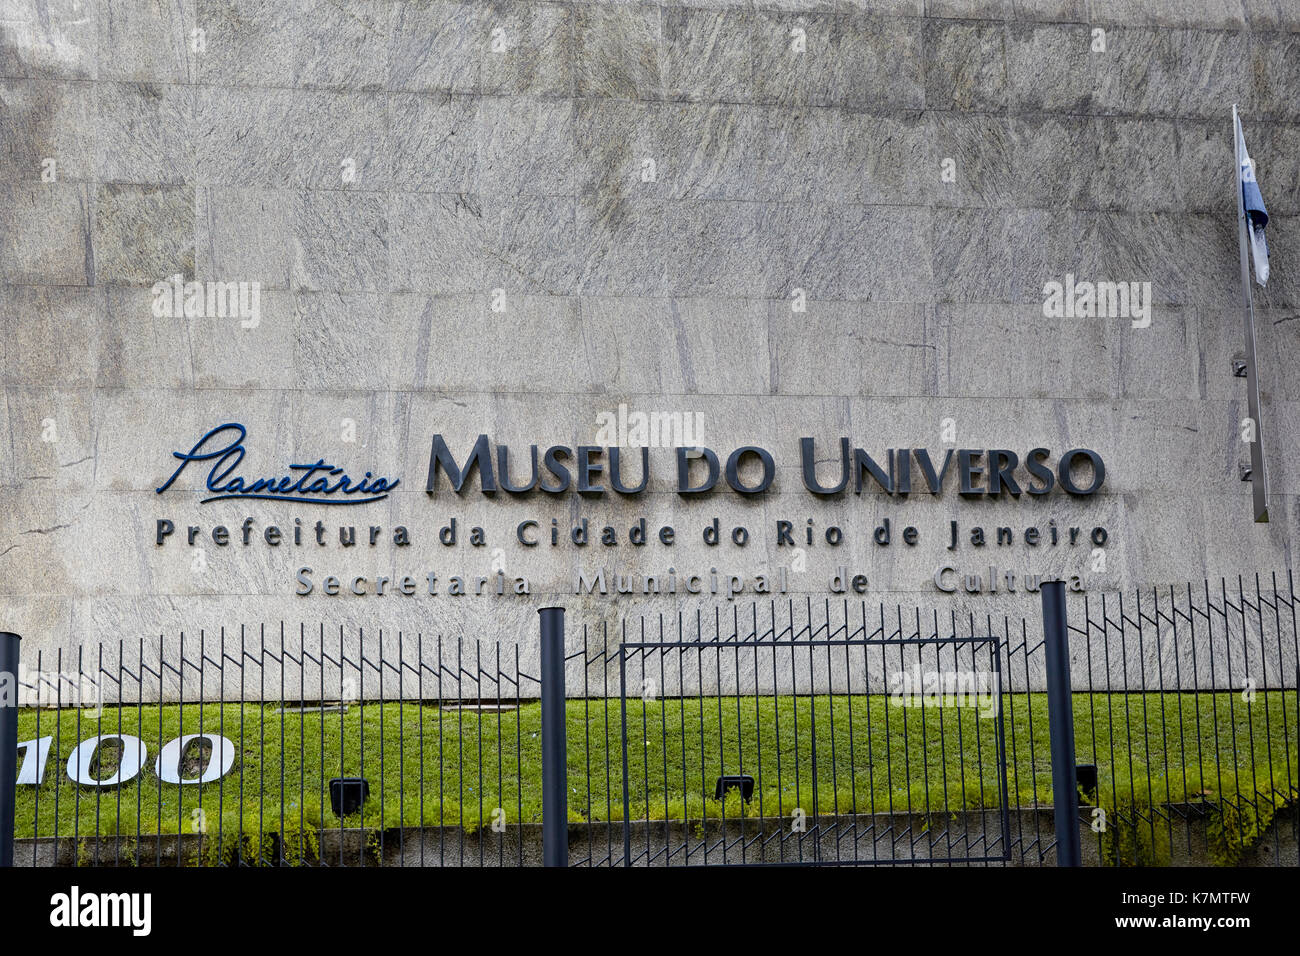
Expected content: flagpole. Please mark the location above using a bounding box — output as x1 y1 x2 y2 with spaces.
1233 104 1269 522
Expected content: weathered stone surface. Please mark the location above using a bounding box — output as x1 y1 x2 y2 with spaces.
5 387 97 490
0 0 98 79
1 286 101 387
479 0 573 97
294 91 389 189
389 92 477 192
0 183 93 284
291 190 388 291
478 96 574 197
193 0 296 88
294 0 391 91
1 79 97 183
92 183 194 284
95 0 196 84
94 82 196 185
576 4 663 100
926 20 1010 112
662 7 752 104
193 88 296 189
0 0 1297 699
195 188 295 288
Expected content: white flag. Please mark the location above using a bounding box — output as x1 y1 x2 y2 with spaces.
1236 115 1270 286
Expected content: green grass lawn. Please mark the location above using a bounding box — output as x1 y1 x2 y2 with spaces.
12 692 1297 863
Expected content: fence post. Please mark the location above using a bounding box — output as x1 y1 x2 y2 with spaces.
538 607 567 867
0 632 20 868
1041 581 1082 867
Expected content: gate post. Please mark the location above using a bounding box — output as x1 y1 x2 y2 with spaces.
538 608 567 867
0 632 20 868
1041 582 1082 867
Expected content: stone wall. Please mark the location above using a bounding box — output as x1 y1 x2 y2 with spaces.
3 1 1300 669
16 810 1300 867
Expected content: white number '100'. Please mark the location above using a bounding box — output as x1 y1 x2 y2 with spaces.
14 733 236 787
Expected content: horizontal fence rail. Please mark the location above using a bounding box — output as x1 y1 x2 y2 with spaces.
4 573 1298 867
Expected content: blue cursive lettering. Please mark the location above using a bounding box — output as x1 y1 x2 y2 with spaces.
156 423 399 505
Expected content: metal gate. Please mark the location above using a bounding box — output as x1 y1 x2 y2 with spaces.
614 623 1013 866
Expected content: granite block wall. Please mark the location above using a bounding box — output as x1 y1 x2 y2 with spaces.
2 0 1299 691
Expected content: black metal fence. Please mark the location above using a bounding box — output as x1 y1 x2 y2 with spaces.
4 627 541 867
610 633 1012 866
1 574 1297 868
1069 574 1299 866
